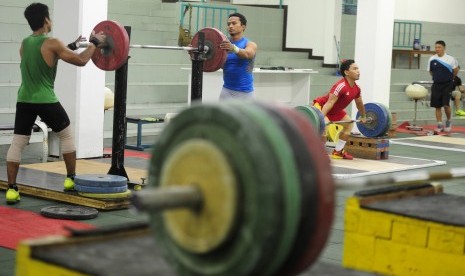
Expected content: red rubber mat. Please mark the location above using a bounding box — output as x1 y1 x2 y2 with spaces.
396 121 465 135
103 148 151 159
0 206 94 250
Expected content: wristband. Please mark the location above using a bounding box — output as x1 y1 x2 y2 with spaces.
67 42 78 50
89 37 100 47
233 45 240 54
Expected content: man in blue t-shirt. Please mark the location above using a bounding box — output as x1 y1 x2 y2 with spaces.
219 13 257 100
427 40 459 132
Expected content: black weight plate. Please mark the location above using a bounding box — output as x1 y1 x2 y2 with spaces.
74 174 128 188
40 205 98 220
295 105 322 135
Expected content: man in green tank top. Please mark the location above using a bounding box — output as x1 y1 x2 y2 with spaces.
5 3 105 204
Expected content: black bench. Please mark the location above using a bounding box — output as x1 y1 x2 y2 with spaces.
125 115 165 151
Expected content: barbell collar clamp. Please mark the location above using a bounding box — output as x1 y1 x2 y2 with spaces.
131 185 203 212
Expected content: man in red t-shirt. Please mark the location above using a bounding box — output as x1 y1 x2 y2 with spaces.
313 59 367 160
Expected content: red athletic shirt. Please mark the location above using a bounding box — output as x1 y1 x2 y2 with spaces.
313 78 361 121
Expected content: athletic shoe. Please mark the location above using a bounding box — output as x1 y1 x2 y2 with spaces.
444 121 452 132
331 149 353 160
63 177 75 191
434 123 444 133
6 188 20 204
456 109 465 116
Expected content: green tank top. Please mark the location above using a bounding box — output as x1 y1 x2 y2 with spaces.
18 34 58 103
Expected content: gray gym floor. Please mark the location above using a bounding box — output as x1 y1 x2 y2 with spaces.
0 132 464 275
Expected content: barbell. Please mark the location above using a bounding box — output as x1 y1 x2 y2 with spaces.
296 102 392 138
129 100 457 275
80 20 228 72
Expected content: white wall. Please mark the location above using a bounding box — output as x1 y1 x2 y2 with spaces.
395 0 465 24
285 0 340 63
235 0 465 65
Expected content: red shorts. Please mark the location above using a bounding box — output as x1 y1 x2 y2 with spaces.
313 102 347 121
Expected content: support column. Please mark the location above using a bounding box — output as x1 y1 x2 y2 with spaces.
323 0 342 65
52 0 107 158
353 0 395 115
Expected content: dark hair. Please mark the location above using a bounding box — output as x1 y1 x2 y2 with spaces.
435 40 446 47
229 13 247 26
340 59 355 77
24 3 50 31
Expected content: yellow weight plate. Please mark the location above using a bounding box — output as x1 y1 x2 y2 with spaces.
160 139 238 254
78 189 131 199
326 123 342 142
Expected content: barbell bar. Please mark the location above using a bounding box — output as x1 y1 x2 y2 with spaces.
80 42 206 53
83 20 227 72
125 101 460 276
327 117 373 125
336 167 465 188
132 167 465 211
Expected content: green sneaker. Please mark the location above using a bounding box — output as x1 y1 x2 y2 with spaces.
456 109 465 116
6 188 20 204
64 177 75 191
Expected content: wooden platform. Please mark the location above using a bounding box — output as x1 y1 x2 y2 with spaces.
0 159 148 210
16 224 375 276
343 183 465 275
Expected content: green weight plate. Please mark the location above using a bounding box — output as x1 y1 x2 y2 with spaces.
256 103 319 275
280 108 335 275
229 102 301 275
148 103 287 276
310 105 326 136
295 105 321 135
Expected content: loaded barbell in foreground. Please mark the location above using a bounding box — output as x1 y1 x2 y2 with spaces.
129 100 465 276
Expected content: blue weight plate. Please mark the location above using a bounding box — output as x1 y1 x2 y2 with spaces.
74 183 128 194
74 174 128 187
375 102 392 134
356 103 389 137
309 106 325 136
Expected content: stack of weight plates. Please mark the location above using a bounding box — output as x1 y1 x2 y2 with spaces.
74 174 131 199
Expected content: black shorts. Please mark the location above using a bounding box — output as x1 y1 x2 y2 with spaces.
14 102 70 135
430 81 454 108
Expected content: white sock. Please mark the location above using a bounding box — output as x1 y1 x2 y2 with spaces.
335 139 347 151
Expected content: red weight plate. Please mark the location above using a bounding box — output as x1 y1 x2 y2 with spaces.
190 27 227 72
91 20 130 71
278 106 335 275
